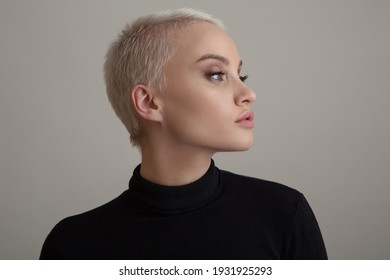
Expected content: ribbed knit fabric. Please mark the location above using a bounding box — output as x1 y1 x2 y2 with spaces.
40 160 327 259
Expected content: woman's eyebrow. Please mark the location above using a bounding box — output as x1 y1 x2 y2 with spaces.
195 53 243 67
196 54 230 65
195 54 243 72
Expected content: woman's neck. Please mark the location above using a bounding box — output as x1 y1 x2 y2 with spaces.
139 141 214 186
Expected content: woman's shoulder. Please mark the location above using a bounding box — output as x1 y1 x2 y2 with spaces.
219 169 302 203
40 191 131 259
46 191 130 237
217 169 328 260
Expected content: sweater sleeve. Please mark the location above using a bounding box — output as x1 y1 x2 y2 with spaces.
285 194 328 259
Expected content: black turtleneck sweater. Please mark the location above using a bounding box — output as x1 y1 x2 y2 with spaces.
40 160 327 259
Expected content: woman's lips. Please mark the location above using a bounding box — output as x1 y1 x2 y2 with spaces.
235 111 255 128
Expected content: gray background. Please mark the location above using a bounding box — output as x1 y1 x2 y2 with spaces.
1 0 389 259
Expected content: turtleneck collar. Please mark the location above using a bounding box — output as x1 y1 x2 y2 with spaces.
128 160 221 215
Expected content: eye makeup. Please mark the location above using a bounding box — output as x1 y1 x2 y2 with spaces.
239 75 249 83
207 69 249 83
209 71 228 81
198 55 248 83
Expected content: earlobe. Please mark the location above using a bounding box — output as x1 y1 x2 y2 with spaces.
131 85 162 122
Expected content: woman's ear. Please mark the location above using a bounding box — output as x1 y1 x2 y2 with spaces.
131 85 163 122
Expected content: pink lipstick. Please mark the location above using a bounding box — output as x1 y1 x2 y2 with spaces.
235 111 255 128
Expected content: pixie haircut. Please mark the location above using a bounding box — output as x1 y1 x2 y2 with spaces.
104 8 224 146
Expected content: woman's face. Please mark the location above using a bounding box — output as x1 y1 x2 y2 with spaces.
159 21 256 153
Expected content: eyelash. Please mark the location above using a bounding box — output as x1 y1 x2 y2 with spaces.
209 72 249 83
240 75 249 83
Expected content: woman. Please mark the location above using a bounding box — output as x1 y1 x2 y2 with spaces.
40 8 327 259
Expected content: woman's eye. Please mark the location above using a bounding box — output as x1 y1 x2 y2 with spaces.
240 75 249 83
209 72 227 81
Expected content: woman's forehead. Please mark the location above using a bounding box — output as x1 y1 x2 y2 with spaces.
172 22 241 66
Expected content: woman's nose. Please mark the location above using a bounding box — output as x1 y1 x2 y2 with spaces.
235 80 256 105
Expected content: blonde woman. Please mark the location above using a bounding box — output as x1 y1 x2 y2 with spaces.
40 8 327 260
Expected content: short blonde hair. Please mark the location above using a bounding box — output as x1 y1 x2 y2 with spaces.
104 8 224 146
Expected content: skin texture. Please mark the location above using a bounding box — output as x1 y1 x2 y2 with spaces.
132 22 256 186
